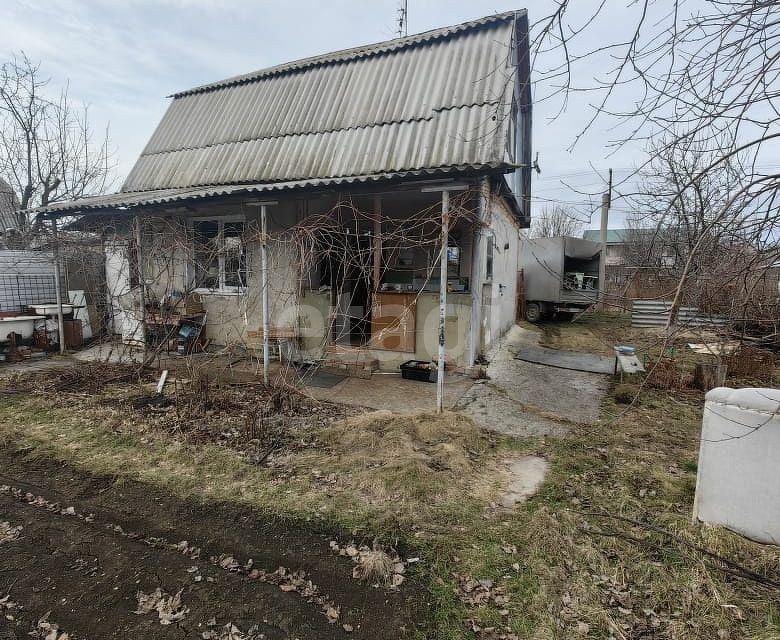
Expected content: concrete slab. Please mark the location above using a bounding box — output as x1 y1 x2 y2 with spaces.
457 325 609 438
515 345 614 374
305 373 472 413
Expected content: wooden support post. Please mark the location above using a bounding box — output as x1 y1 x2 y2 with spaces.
373 196 382 292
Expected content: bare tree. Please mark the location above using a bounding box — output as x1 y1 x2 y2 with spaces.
623 136 780 324
530 204 583 238
531 1 779 331
0 53 112 234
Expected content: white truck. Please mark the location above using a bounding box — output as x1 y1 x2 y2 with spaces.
519 236 603 322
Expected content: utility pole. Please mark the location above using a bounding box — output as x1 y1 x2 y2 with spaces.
422 183 468 413
598 168 612 306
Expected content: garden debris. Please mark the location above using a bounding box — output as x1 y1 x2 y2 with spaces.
329 540 406 588
0 520 22 544
1 362 139 394
134 587 189 625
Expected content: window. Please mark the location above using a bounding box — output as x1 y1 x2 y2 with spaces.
447 245 460 278
192 218 247 293
485 235 494 280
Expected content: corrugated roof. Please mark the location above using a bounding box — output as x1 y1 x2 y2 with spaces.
36 165 501 215
123 11 522 192
33 10 529 216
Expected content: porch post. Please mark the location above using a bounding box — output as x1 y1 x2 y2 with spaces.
437 191 449 413
422 183 469 413
246 200 278 385
51 218 66 355
468 177 490 367
372 196 382 291
133 214 148 361
261 203 270 385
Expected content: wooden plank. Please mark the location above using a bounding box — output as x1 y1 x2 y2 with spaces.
370 292 416 352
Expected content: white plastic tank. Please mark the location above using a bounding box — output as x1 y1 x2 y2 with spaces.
693 387 780 544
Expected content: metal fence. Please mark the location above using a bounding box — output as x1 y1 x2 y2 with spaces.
0 273 65 312
631 299 728 328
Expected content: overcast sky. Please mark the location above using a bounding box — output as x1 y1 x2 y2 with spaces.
2 1 678 229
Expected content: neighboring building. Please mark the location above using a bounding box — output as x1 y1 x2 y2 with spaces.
30 11 533 372
582 229 634 266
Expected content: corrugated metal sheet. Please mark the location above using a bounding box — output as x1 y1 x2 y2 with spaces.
122 11 520 192
35 164 501 215
632 299 728 328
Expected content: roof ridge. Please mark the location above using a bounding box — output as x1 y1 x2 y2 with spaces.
170 10 522 98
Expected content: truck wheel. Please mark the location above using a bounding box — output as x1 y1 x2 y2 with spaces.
525 302 542 323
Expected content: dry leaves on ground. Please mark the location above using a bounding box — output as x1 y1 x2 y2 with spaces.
329 540 406 588
134 588 189 625
0 520 22 544
31 612 70 640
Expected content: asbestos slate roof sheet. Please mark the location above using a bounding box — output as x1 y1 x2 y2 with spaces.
124 11 522 192
33 11 527 215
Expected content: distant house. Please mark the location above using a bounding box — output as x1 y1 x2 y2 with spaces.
582 229 635 266
30 11 533 372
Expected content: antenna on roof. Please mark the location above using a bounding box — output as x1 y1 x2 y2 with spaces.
397 0 408 38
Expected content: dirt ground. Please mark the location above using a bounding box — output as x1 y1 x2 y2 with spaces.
0 448 426 640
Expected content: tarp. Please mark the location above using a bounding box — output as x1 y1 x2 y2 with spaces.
563 237 601 260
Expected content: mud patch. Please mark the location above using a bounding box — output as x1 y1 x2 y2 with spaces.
0 447 427 639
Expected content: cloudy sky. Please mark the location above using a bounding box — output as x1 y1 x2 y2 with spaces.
2 0 666 229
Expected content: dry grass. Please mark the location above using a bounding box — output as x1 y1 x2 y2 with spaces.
285 409 494 506
0 355 778 639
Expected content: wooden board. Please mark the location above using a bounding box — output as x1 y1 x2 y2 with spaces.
370 293 416 352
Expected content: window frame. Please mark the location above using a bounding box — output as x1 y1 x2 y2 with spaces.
189 215 248 295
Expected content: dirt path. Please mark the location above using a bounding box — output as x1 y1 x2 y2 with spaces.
0 448 426 639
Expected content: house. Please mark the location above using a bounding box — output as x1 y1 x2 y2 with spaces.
30 11 532 373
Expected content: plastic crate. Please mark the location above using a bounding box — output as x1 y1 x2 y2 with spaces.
400 360 435 382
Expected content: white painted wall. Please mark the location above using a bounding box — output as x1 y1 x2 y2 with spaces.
693 387 780 544
483 197 520 351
